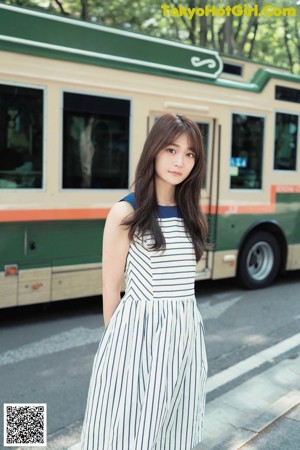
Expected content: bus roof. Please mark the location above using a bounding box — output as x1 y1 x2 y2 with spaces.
0 3 299 92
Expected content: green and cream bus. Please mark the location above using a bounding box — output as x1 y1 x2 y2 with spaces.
0 3 299 308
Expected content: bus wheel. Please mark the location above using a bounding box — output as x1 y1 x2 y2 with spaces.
237 231 280 289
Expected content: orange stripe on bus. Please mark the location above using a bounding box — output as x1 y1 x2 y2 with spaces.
0 185 299 222
0 209 110 222
203 186 276 215
210 186 277 215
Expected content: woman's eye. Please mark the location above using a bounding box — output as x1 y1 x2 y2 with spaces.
166 148 175 154
187 153 195 158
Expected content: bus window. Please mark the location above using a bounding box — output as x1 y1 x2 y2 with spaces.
275 85 300 104
230 113 264 190
0 85 43 189
274 112 298 171
63 93 130 189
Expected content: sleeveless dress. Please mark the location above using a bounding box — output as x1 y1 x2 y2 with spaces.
81 192 207 450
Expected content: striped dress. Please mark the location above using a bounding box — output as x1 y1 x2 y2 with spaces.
81 192 207 450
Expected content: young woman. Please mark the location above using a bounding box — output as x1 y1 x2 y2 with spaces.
81 113 208 450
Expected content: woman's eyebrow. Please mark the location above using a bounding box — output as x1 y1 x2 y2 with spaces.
167 143 195 151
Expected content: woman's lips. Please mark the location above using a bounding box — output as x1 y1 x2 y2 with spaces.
169 171 182 176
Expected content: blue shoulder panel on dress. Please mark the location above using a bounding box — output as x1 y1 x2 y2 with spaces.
158 205 181 219
119 192 136 209
118 192 181 218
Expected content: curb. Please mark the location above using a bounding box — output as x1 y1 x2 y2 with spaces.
208 392 300 450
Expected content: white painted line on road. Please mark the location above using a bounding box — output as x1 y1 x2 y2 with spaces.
199 296 242 320
207 332 300 393
0 327 103 367
69 443 80 450
0 297 241 367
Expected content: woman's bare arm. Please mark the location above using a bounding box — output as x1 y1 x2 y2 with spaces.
102 201 134 327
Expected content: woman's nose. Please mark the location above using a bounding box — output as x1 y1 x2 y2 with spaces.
174 157 184 167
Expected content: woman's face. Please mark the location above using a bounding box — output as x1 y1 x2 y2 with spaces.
154 132 196 186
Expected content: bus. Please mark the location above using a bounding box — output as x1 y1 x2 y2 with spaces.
0 3 299 308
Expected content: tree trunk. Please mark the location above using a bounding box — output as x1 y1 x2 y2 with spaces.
292 18 300 69
224 15 234 54
210 15 216 49
237 0 262 56
81 0 89 21
52 0 70 16
234 16 243 43
199 0 207 47
248 20 258 59
283 16 294 72
199 15 207 47
217 22 225 52
237 15 256 56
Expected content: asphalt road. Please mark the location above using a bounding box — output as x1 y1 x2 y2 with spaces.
1 270 299 449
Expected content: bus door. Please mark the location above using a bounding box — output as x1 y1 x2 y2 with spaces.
195 118 218 281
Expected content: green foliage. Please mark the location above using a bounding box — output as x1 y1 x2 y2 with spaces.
2 0 300 74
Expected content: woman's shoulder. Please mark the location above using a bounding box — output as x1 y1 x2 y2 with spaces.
118 191 136 209
107 194 135 227
108 191 135 219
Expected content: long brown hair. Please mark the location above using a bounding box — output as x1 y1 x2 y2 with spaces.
122 113 208 262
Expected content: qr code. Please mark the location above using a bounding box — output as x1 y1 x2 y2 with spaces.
4 404 47 447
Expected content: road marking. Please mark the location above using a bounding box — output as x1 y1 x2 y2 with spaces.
199 296 242 320
0 327 103 367
0 297 241 367
69 443 80 450
207 332 300 393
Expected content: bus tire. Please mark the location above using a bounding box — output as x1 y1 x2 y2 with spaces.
237 231 280 289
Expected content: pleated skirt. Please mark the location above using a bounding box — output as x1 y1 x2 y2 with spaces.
81 296 207 450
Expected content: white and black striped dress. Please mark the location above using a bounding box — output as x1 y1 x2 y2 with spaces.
81 192 207 450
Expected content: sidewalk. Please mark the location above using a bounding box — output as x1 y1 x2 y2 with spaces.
200 393 300 450
198 354 300 450
237 402 300 450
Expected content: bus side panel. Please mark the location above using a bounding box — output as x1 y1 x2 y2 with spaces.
0 219 106 307
212 191 300 280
